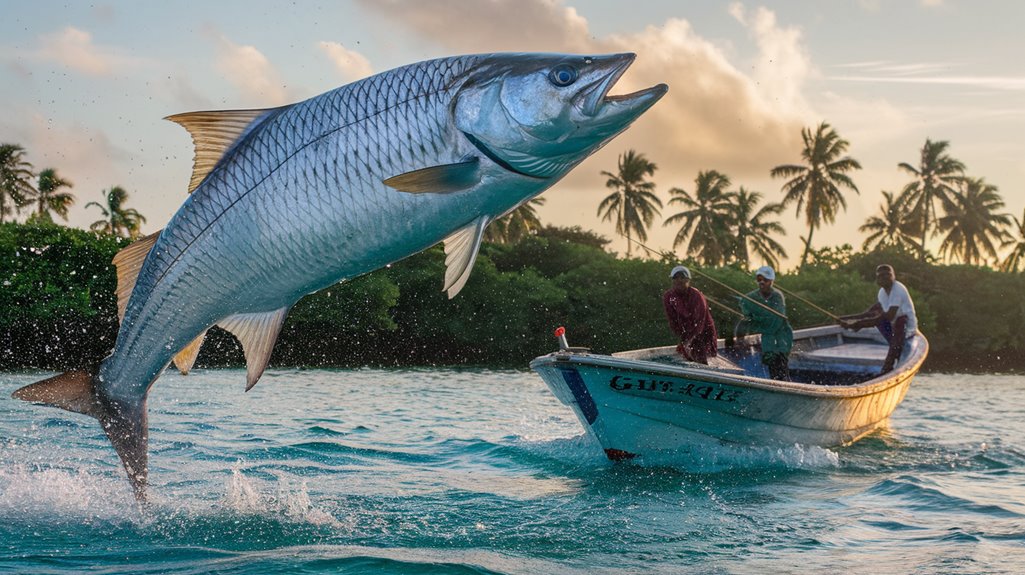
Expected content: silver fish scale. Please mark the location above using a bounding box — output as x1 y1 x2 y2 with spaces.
105 56 483 393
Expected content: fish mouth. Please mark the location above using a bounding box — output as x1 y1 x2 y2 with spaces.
578 53 669 119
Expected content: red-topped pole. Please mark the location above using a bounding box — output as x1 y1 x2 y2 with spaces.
554 326 569 350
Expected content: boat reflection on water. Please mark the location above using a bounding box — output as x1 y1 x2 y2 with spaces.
530 325 928 461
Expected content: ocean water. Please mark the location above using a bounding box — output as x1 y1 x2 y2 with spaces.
1 368 1023 575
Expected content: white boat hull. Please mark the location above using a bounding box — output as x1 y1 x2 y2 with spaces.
530 325 928 459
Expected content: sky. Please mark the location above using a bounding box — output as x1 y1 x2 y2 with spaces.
1 0 1023 268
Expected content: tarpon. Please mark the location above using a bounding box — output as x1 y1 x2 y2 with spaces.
12 52 666 498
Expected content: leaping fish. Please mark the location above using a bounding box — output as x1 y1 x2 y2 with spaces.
12 52 667 498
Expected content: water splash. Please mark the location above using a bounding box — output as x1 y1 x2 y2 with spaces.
636 441 841 472
222 461 342 528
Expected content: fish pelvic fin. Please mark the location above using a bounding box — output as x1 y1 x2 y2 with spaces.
218 306 290 391
443 215 490 298
383 157 480 194
173 329 208 375
112 231 161 323
165 107 283 193
12 371 150 501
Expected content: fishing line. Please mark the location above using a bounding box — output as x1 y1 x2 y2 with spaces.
618 234 788 321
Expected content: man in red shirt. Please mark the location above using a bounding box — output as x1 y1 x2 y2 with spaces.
662 265 718 364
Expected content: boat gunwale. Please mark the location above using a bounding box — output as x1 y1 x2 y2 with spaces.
529 329 929 401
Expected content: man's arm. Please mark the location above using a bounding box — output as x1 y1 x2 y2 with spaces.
664 295 685 339
838 302 882 322
841 304 898 330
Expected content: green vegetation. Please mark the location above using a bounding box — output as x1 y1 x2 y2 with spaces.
2 125 1024 374
597 149 662 258
86 186 147 238
2 221 1023 373
771 122 862 267
31 168 75 224
898 139 965 260
0 144 36 223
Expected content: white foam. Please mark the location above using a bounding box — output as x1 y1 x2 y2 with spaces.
639 441 841 472
222 461 342 528
0 462 139 521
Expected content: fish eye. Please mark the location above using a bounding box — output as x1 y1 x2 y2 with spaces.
548 64 578 87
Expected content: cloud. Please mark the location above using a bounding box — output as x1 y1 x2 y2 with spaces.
729 3 813 119
831 73 1025 92
161 71 217 112
354 0 822 256
832 61 958 76
829 60 1025 92
317 41 374 82
36 26 140 76
360 0 592 53
357 0 811 184
206 29 292 106
19 112 136 229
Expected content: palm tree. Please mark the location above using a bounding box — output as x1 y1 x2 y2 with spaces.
663 170 735 266
484 197 545 243
87 186 147 238
1001 208 1025 272
730 187 787 269
31 168 75 223
0 143 36 222
597 150 662 257
898 139 965 260
858 190 921 253
936 177 1010 266
770 122 862 267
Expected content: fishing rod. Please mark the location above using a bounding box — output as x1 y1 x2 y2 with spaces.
773 284 842 322
618 234 788 321
706 295 744 317
610 233 742 315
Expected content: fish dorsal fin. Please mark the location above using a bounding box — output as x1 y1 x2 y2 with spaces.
217 307 290 391
165 108 279 193
111 231 161 323
383 158 480 194
173 329 208 375
443 215 490 299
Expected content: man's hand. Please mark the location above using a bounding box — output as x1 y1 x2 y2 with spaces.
839 319 862 332
676 341 696 361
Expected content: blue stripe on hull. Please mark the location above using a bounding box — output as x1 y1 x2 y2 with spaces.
559 367 599 424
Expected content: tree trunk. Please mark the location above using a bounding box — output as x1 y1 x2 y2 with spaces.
920 206 929 262
799 224 816 268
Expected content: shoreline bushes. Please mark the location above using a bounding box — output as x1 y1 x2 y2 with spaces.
1 222 1021 373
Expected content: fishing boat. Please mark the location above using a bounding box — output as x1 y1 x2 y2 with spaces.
529 325 928 460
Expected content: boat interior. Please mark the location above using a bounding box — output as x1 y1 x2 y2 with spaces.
612 325 915 386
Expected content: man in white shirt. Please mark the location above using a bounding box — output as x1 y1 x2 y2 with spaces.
838 264 918 374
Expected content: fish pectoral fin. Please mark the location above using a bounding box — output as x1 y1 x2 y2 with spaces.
112 231 161 324
165 107 283 193
442 215 491 299
173 329 208 375
217 307 290 391
383 157 481 194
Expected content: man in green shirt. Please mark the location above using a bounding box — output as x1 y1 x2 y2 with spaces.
738 265 793 381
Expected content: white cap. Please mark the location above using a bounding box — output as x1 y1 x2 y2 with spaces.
670 265 691 279
755 265 776 281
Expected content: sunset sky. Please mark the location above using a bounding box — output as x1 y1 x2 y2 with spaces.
2 1 1022 268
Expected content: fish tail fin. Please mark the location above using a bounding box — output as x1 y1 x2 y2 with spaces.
12 370 149 501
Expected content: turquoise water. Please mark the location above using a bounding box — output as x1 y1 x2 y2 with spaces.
1 369 1023 574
